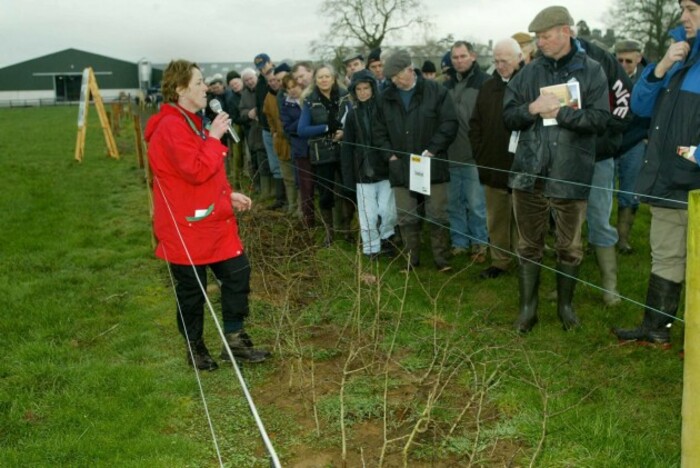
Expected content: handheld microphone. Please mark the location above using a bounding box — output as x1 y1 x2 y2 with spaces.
209 99 240 143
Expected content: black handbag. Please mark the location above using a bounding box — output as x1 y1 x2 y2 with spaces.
309 137 339 165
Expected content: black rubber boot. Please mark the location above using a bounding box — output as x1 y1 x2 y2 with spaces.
187 339 218 371
220 330 270 363
268 178 286 210
515 261 541 333
430 224 452 272
613 273 683 344
556 262 580 331
400 223 421 270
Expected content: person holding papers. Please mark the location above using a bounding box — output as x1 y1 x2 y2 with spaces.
502 6 609 333
613 0 700 347
373 49 458 272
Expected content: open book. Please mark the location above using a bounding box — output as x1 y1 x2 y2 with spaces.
540 81 581 126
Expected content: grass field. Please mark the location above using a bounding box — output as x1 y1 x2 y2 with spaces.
0 106 685 467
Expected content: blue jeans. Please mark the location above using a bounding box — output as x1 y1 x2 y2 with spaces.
262 129 282 179
356 180 396 254
447 165 488 248
586 158 618 248
615 140 645 209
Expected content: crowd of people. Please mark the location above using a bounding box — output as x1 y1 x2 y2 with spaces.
147 1 700 370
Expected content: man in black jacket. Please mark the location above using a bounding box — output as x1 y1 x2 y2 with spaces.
373 49 458 271
503 6 610 333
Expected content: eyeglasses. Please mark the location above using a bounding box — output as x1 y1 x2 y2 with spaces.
492 59 512 66
617 58 635 64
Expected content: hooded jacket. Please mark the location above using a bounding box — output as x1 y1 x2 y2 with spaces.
145 103 244 265
340 70 387 188
503 40 610 199
632 26 700 209
373 77 458 187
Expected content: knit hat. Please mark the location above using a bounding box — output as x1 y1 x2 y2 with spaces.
367 48 382 66
383 49 412 79
421 60 437 74
440 51 453 72
273 63 291 74
226 70 240 82
528 6 574 33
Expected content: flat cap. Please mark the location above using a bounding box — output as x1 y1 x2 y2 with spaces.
209 73 224 85
614 39 642 54
384 49 412 79
343 52 364 64
512 32 534 47
528 6 574 33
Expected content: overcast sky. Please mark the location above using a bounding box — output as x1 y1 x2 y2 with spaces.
0 0 615 68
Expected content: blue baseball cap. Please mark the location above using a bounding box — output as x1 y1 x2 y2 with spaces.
254 53 271 70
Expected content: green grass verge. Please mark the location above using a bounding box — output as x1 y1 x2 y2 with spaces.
0 106 684 467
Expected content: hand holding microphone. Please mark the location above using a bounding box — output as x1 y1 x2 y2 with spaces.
209 100 240 143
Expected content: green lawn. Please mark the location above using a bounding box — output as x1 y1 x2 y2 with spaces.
0 106 684 467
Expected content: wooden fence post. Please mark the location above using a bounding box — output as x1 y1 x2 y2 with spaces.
683 189 700 468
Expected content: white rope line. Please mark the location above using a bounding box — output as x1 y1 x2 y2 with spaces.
162 246 224 467
273 154 684 325
338 140 688 206
153 176 282 467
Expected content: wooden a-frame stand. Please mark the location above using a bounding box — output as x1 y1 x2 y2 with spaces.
74 67 119 162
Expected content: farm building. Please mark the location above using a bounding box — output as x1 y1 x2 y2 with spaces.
0 48 162 105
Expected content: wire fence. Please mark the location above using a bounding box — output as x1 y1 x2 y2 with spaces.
257 137 685 325
140 108 686 465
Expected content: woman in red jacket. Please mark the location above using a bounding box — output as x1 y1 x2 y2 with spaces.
145 59 268 369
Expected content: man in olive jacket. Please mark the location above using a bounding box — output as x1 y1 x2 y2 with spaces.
373 49 458 271
503 6 610 333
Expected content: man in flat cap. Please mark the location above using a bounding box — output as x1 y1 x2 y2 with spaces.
373 49 458 272
344 53 365 76
612 39 648 255
512 32 536 64
613 0 700 347
503 5 610 333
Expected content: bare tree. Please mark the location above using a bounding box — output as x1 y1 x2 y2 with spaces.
608 0 681 60
314 0 430 53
